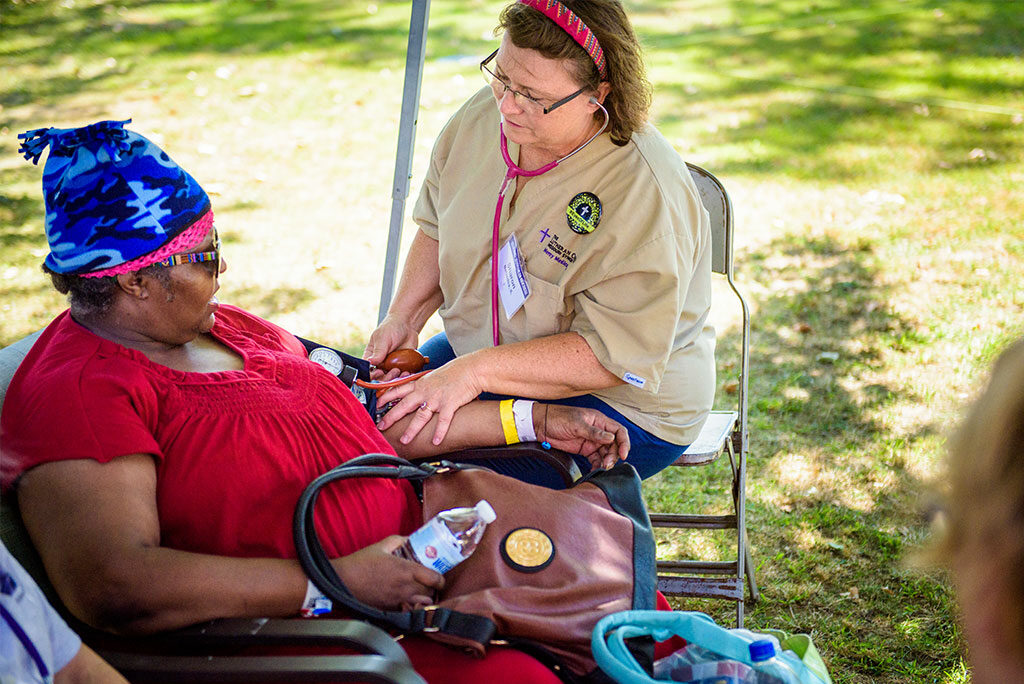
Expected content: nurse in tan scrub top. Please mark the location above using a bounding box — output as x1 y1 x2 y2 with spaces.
366 0 716 487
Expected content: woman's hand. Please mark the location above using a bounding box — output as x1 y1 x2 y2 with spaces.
332 536 445 610
536 404 631 471
364 314 420 380
375 358 484 446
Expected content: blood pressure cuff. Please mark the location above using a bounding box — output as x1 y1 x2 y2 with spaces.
296 337 377 418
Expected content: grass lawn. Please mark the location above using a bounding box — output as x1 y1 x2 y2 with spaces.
2 0 1022 681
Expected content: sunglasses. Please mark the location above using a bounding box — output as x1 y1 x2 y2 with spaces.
155 228 221 273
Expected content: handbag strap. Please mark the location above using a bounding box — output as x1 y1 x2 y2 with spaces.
292 454 500 642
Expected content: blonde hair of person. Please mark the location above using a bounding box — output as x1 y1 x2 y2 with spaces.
939 337 1024 675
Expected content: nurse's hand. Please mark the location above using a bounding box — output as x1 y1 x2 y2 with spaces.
537 404 631 471
364 314 419 380
375 358 484 446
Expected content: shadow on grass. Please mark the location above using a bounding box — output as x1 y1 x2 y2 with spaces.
0 196 41 245
650 0 1022 181
664 94 1021 180
650 231 959 680
2 0 487 108
5 0 1018 191
648 0 1022 99
1 160 49 270
229 283 316 320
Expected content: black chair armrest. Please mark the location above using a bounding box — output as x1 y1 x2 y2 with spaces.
170 618 410 662
4 493 424 684
102 652 425 684
92 619 423 683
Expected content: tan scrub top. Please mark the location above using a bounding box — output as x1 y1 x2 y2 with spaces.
413 88 715 445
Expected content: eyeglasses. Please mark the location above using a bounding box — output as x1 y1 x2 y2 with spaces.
480 49 587 116
156 228 221 273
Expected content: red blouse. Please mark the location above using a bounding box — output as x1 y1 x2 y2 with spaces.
0 307 580 682
0 305 421 558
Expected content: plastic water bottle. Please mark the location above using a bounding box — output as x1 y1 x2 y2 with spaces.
653 643 755 683
653 629 775 682
394 500 496 574
653 632 801 684
747 639 801 683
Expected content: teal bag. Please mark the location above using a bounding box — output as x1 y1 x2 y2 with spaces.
592 611 833 684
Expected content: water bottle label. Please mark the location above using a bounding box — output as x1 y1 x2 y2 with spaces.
408 517 464 573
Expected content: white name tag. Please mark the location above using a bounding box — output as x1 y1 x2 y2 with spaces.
498 234 530 320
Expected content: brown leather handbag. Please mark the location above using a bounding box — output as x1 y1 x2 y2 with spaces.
293 454 657 683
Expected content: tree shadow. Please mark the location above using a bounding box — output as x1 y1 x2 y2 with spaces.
646 0 1022 181
1 0 486 108
229 283 316 320
0 195 41 249
647 0 1022 99
652 231 959 677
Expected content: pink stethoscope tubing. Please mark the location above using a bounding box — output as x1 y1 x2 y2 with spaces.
489 102 609 346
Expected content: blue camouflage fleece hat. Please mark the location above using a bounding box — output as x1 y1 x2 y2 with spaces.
18 119 211 277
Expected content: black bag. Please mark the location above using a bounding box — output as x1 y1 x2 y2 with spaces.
293 454 656 683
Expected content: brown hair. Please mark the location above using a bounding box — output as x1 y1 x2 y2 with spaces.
939 337 1024 657
497 0 651 146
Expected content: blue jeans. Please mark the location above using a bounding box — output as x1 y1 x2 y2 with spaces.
419 332 688 489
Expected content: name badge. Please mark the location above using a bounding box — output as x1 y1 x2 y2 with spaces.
498 233 530 319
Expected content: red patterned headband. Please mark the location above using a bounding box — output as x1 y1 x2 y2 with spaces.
518 0 607 80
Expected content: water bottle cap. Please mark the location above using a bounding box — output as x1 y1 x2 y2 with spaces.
749 639 777 662
475 500 497 523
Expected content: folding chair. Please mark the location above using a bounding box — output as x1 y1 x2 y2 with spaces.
650 163 759 627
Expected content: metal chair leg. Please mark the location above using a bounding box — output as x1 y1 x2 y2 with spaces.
744 534 759 603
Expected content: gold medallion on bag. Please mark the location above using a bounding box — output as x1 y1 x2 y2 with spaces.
501 527 555 572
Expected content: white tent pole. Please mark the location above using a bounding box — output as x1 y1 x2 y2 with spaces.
377 0 431 324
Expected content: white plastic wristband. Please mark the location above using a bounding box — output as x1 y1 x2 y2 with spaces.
512 399 537 443
300 579 332 617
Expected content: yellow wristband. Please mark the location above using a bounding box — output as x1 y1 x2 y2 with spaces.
499 399 519 445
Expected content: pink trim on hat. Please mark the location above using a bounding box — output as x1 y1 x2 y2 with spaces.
518 0 607 80
81 210 215 278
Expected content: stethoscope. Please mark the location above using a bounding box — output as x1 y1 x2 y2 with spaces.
490 100 609 346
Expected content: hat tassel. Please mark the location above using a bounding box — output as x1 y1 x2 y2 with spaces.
17 127 56 165
18 119 133 165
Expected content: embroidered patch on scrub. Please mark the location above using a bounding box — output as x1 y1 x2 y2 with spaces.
566 191 601 234
541 232 577 268
623 372 647 388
